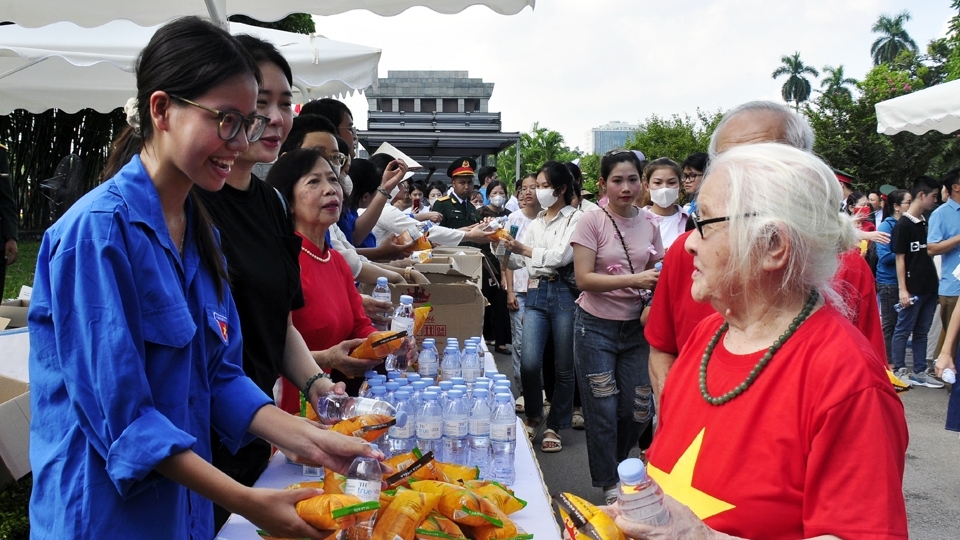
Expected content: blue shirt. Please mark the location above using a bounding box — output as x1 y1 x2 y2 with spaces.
337 205 375 248
928 198 960 295
875 216 899 285
28 156 271 539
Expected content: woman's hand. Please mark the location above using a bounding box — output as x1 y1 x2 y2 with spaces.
314 338 379 378
506 291 519 311
362 295 393 326
418 211 442 223
237 487 334 540
936 350 956 378
503 237 530 258
380 159 408 192
462 225 493 244
633 269 661 290
281 421 385 473
376 233 415 260
602 495 721 540
859 230 891 245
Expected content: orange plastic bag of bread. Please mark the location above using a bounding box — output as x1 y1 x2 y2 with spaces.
469 482 527 515
435 461 479 484
284 481 324 491
459 507 532 540
416 510 466 539
380 488 398 510
350 330 408 360
409 480 504 527
331 414 397 442
413 305 432 336
371 488 440 540
322 468 346 494
282 493 379 531
384 448 443 488
554 492 626 540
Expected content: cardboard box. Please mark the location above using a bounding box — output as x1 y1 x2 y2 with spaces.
0 299 29 330
417 249 484 286
360 283 484 345
0 375 31 488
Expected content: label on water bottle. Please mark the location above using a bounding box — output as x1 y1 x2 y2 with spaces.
392 316 414 334
419 360 438 378
490 422 515 441
469 418 491 436
353 399 378 416
390 422 414 439
417 420 442 440
443 418 468 437
619 483 671 526
462 366 480 383
345 478 381 503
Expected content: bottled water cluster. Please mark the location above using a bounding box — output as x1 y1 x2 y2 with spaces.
320 336 518 485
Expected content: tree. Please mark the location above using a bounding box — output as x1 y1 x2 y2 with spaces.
625 109 723 163
819 65 858 100
495 122 581 187
228 13 315 34
871 11 918 66
772 52 819 110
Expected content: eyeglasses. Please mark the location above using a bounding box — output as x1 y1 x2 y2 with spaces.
683 172 704 182
341 124 358 138
690 211 758 238
170 95 270 142
325 151 347 168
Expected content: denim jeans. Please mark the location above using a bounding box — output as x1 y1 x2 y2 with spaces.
876 283 899 364
520 279 577 430
508 292 526 391
891 292 938 373
573 308 652 487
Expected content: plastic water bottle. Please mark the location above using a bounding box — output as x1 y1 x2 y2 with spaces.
461 346 481 386
416 391 443 456
386 295 416 372
344 443 383 503
895 296 919 312
490 392 517 485
441 346 461 381
943 368 957 384
453 384 470 404
409 380 427 412
442 389 469 464
494 380 515 411
617 458 671 526
468 388 492 479
418 338 439 379
388 391 417 456
383 381 400 407
313 393 406 425
438 381 454 408
371 277 393 331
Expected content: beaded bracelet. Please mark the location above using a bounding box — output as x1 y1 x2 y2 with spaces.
303 371 331 397
377 186 391 198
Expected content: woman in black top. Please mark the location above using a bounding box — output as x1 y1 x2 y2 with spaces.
479 180 512 354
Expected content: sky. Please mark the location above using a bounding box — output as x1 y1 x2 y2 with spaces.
315 0 956 153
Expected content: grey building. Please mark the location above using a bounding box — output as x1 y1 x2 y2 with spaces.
359 70 519 182
589 121 639 155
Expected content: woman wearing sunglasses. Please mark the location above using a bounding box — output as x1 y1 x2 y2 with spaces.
28 18 378 540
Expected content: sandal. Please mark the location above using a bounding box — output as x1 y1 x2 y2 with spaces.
523 417 541 439
572 408 585 430
515 395 525 414
541 429 562 453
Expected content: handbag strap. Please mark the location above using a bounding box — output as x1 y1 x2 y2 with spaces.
600 206 636 274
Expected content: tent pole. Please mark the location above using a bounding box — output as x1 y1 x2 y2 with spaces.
204 0 228 29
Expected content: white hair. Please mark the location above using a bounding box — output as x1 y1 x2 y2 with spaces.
708 101 815 158
703 143 858 308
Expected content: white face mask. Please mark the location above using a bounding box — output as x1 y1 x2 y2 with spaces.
650 187 679 209
536 188 559 208
340 174 353 198
428 195 439 205
490 195 506 208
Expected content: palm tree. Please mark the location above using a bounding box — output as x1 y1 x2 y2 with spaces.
871 11 918 66
772 52 819 110
819 65 858 99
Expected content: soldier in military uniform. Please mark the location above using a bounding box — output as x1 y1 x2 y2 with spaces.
432 157 482 231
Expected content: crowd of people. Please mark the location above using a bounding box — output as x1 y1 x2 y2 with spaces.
16 14 934 540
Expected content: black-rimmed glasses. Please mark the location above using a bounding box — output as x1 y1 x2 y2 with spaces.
170 95 270 142
690 211 758 238
683 172 704 182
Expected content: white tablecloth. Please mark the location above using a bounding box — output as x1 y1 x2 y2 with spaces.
0 328 30 383
217 351 562 539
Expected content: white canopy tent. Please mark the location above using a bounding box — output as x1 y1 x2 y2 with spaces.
0 20 382 114
0 0 536 28
875 79 960 136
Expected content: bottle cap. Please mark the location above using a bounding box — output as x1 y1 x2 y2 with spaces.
395 390 410 400
411 381 427 390
453 385 468 394
465 346 477 353
427 385 441 393
473 388 489 397
495 392 512 402
451 377 465 385
617 458 648 484
364 370 378 379
400 294 414 305
376 276 388 286
396 378 409 386
386 371 401 380
371 386 386 396
494 380 511 388
439 381 453 390
423 391 438 400
448 389 463 399
491 373 507 381
385 381 400 391
422 378 435 386
476 377 491 386
406 373 422 382
372 375 386 385
394 410 408 427
368 443 379 452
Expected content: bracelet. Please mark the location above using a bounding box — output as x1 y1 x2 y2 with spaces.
303 371 331 397
404 267 412 281
377 186 391 198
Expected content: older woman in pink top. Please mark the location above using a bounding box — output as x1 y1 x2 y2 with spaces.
570 149 663 505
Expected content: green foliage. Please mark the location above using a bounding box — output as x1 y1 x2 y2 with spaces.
859 63 923 103
495 122 581 188
228 13 315 34
772 52 820 110
579 154 600 193
3 239 38 300
625 109 722 163
871 10 919 66
0 474 31 540
819 65 858 100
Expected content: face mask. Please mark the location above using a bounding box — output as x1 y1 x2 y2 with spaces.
650 187 679 208
429 195 439 205
490 195 506 208
473 202 484 209
536 188 559 208
340 174 353 198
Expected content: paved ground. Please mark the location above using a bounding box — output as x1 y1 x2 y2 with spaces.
491 349 959 538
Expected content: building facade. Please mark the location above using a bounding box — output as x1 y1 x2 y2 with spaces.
589 121 639 155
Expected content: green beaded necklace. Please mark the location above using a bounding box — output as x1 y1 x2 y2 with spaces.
699 290 819 406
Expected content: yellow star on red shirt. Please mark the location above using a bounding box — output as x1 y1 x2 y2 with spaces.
647 428 736 520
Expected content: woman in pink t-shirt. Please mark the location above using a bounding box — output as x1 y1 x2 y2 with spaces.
569 149 663 504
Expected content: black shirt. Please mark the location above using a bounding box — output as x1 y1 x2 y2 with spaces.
892 214 938 295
